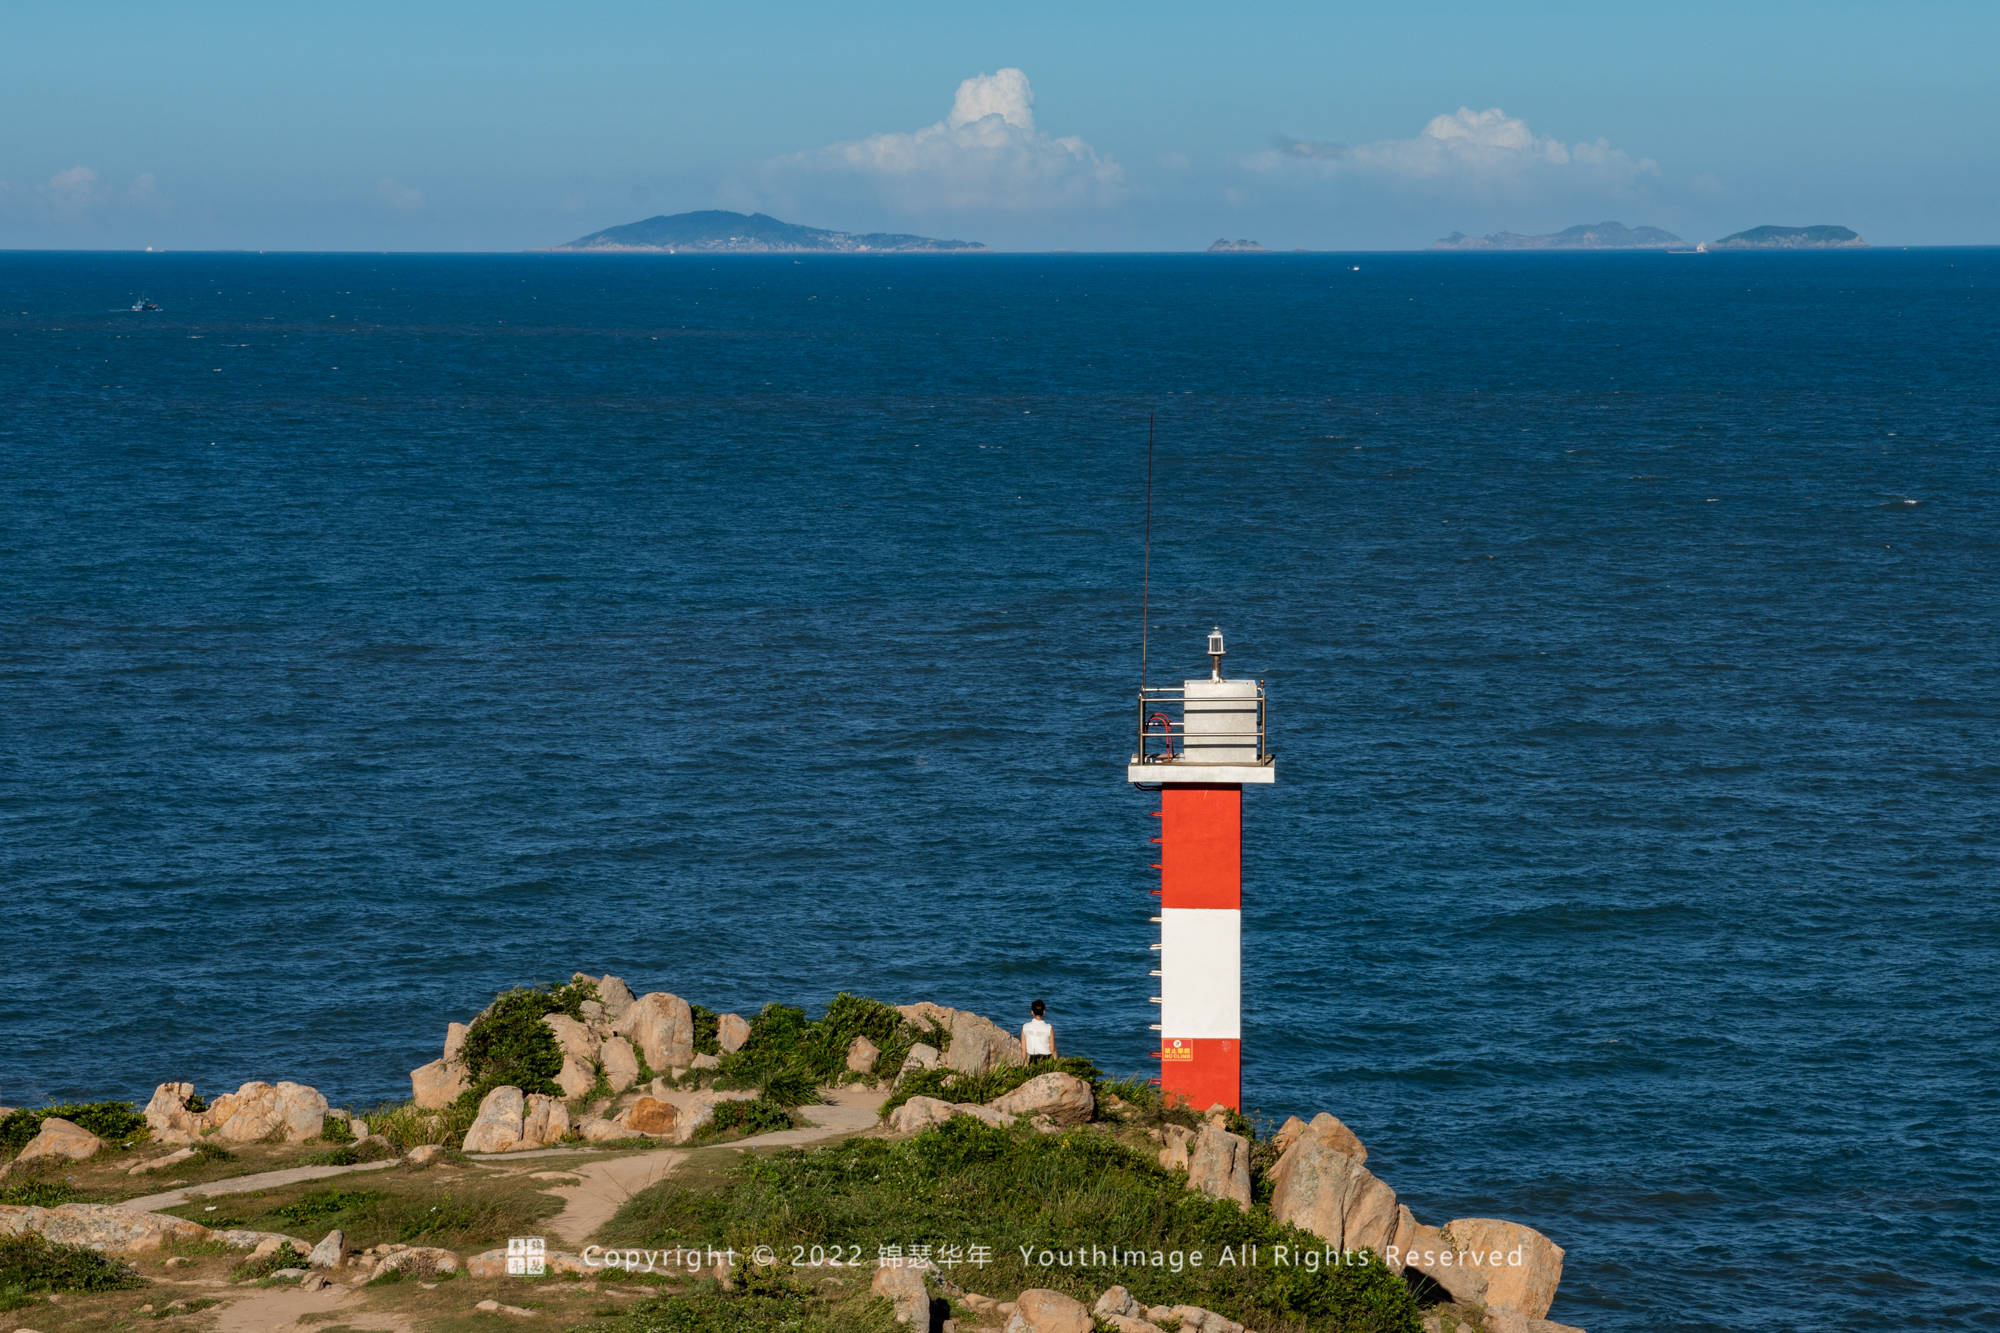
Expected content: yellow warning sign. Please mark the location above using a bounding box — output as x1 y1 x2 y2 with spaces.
1160 1040 1193 1062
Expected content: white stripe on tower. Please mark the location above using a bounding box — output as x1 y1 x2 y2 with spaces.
1158 907 1241 1039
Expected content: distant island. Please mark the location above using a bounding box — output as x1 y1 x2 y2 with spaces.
553 210 986 254
1433 221 1684 251
1207 238 1267 253
1709 224 1865 250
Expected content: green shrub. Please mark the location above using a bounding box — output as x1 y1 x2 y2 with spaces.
690 1004 721 1056
190 1142 237 1165
0 1181 79 1208
456 979 594 1102
0 1102 146 1156
872 1016 949 1081
713 993 924 1105
692 1098 797 1142
607 1118 1419 1333
0 1232 145 1295
318 1116 355 1145
880 1057 1103 1120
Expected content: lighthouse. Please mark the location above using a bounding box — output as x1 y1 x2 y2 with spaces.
1129 628 1273 1113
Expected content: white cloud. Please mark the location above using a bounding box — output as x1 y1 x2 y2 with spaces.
1250 107 1658 193
763 68 1123 213
377 177 425 213
38 165 104 221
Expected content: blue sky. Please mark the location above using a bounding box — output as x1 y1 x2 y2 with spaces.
3 0 1995 250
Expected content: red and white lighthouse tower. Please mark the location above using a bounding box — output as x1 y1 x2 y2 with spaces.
1129 629 1273 1113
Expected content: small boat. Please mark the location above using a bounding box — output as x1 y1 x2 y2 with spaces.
129 298 161 312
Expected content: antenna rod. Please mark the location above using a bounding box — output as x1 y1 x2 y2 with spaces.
1142 413 1154 693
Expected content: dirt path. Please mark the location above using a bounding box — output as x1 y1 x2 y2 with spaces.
742 1084 887 1147
489 1086 891 1245
119 1158 401 1213
206 1281 414 1333
536 1151 687 1244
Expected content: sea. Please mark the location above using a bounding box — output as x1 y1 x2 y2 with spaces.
2 249 1995 1330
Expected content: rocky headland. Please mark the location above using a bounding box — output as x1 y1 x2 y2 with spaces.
1207 239 1269 253
0 975 1580 1333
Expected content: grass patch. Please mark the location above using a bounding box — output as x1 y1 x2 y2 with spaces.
606 1118 1419 1333
595 1267 899 1333
0 1102 147 1156
0 1233 145 1303
0 1180 80 1207
169 1172 559 1253
276 1187 381 1228
362 1100 477 1151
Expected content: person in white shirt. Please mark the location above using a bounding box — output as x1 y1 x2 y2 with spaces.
1020 998 1057 1064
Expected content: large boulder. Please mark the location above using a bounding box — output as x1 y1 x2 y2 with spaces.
888 1096 1009 1134
847 1035 881 1075
0 1203 211 1254
716 1013 751 1053
578 1116 627 1143
545 1014 601 1065
466 1246 595 1278
1093 1285 1171 1332
545 1013 603 1100
442 1021 469 1063
461 1086 526 1154
522 1094 570 1147
1185 1124 1252 1209
369 1245 461 1280
897 1001 958 1031
201 1082 329 1143
1004 1287 1093 1333
410 1058 470 1110
900 1043 941 1076
612 992 694 1071
145 1082 330 1145
143 1082 203 1143
1305 1111 1367 1161
12 1118 104 1167
889 1096 956 1134
1403 1217 1565 1319
307 1229 345 1269
623 1096 681 1137
599 1036 640 1092
590 974 636 1019
1156 1124 1195 1172
990 1072 1093 1127
870 1261 933 1326
1267 1131 1401 1258
946 1011 1026 1076
1165 1306 1245 1333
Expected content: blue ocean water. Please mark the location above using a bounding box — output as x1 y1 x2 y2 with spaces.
2 250 1996 1329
